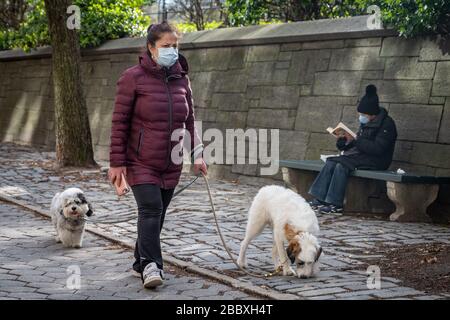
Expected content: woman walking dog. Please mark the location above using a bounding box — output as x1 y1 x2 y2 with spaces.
108 22 207 289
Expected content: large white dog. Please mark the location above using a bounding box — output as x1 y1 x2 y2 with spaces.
50 188 93 248
237 185 322 278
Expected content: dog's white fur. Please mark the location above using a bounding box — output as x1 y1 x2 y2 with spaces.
50 188 93 248
237 185 322 278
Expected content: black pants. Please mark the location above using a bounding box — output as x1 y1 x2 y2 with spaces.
131 184 174 272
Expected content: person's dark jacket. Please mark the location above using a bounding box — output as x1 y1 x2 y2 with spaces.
327 107 397 171
109 52 203 189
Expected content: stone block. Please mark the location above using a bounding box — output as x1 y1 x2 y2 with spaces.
258 86 300 109
278 51 292 61
247 109 296 129
287 50 330 84
211 93 247 111
313 71 363 96
278 130 309 159
419 37 450 61
409 142 450 169
204 47 232 71
307 132 336 151
191 71 216 108
344 38 382 47
384 58 435 80
429 96 445 104
295 96 343 132
281 43 302 51
392 140 413 163
302 40 344 49
340 105 360 132
361 70 384 79
360 80 432 104
389 104 442 142
432 61 450 96
380 37 421 57
438 98 450 143
247 62 288 86
246 44 280 62
216 111 247 128
194 107 217 122
214 70 248 92
329 47 385 70
276 61 290 69
228 47 247 69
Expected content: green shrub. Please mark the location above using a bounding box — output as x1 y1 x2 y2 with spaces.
0 0 151 51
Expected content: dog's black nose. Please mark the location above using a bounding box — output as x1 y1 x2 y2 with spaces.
71 207 77 211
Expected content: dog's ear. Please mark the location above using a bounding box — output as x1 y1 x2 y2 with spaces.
315 246 323 262
77 193 87 203
284 223 298 241
86 202 93 217
286 239 300 264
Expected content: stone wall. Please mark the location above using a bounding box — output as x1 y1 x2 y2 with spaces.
1 16 449 182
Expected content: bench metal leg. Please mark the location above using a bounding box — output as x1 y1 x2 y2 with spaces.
387 182 439 222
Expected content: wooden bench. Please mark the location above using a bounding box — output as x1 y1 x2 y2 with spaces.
279 160 450 222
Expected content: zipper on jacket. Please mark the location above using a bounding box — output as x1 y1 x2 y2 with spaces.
137 128 143 157
163 69 174 172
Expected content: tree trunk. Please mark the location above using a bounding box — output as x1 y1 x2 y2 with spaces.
44 0 96 168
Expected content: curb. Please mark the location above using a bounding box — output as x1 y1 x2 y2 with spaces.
0 193 300 300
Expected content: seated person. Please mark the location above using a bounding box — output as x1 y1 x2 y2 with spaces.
308 84 398 214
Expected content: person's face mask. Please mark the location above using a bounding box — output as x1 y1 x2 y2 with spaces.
156 47 178 68
359 114 370 124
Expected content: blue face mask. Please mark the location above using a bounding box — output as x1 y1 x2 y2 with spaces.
156 47 178 68
359 114 370 124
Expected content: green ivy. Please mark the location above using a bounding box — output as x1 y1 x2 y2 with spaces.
0 0 151 51
224 0 450 38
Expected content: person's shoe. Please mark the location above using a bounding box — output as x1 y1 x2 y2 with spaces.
142 262 164 289
308 199 326 210
319 204 343 214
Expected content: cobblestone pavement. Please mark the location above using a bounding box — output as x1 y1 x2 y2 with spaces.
0 143 449 300
0 201 257 300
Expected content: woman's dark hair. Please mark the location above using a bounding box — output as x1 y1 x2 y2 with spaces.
146 21 180 47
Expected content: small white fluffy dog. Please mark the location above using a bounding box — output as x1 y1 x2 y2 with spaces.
50 187 93 248
237 185 322 278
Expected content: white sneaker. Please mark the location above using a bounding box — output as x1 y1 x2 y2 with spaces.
142 262 164 289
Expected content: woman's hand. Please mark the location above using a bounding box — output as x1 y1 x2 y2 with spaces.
193 158 207 176
108 166 127 185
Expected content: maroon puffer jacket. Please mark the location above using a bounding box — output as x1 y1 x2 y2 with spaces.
109 51 203 189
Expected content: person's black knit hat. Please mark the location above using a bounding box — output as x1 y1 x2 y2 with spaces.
357 84 380 115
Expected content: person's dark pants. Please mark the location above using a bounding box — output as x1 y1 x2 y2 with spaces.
308 161 351 207
131 184 174 273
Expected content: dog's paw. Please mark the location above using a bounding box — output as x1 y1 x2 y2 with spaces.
55 236 61 243
237 257 247 269
72 244 82 249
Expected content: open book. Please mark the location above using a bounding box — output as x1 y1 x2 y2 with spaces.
326 122 357 139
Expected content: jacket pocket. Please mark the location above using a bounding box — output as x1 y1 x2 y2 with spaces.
136 128 144 157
